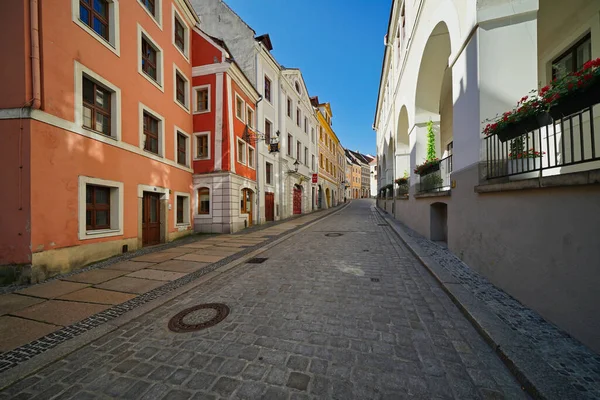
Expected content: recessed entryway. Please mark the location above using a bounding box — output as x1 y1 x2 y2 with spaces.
430 202 448 243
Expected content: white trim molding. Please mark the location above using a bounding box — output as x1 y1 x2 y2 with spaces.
193 131 211 160
78 176 124 240
71 0 120 56
173 63 191 112
235 93 246 123
194 184 213 219
192 63 229 77
74 61 122 142
172 3 190 61
174 191 191 227
139 102 166 157
193 84 211 114
174 126 191 167
248 144 256 169
237 138 247 165
137 0 163 30
137 24 165 92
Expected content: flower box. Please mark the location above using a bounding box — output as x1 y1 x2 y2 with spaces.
549 79 600 120
496 112 553 142
417 162 440 176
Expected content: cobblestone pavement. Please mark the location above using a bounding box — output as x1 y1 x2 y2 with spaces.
1 200 529 399
391 217 600 399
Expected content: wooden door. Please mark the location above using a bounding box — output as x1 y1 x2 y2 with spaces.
293 187 302 215
142 192 161 246
241 189 253 226
265 192 275 222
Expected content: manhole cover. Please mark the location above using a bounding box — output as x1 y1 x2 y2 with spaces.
325 233 344 237
247 257 268 264
168 303 230 333
371 278 380 282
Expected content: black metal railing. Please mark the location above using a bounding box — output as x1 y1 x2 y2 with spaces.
416 155 452 193
484 106 600 179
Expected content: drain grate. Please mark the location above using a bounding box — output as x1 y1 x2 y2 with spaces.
247 257 268 264
371 278 380 282
168 303 230 333
325 233 344 237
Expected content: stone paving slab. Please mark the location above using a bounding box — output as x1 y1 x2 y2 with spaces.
0 294 45 316
94 277 165 294
57 287 137 305
151 260 210 273
178 243 216 249
126 269 187 282
157 248 197 254
11 300 109 326
61 269 127 285
130 252 178 263
0 316 60 352
14 280 89 299
105 261 156 272
174 253 226 263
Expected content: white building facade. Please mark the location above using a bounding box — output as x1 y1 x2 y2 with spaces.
375 0 600 353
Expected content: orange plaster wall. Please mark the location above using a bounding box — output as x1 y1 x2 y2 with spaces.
0 120 32 264
29 120 193 253
0 1 29 109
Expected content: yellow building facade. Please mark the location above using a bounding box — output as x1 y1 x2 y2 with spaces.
313 99 342 208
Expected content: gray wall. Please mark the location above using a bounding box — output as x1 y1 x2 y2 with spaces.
391 165 600 354
191 0 257 85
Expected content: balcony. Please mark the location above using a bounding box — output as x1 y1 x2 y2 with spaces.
484 105 600 180
416 155 452 194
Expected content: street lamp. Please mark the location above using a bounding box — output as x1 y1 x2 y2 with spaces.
293 159 299 173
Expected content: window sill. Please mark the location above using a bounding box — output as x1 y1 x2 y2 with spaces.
73 19 120 56
82 126 118 141
81 228 123 240
195 214 212 219
139 71 164 92
193 157 210 161
193 110 210 115
143 149 162 158
175 100 190 114
173 43 189 62
475 169 600 193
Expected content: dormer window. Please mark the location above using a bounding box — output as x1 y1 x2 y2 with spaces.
295 81 301 94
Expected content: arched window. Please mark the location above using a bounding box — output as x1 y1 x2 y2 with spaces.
198 187 210 214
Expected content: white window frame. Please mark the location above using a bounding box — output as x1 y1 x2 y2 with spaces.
304 117 308 133
237 138 247 165
246 105 255 129
174 126 191 167
173 64 190 112
287 97 292 118
193 85 211 114
193 131 211 160
71 0 121 56
174 191 191 227
139 103 165 157
265 161 273 185
78 176 124 240
137 0 162 29
248 145 255 169
287 134 293 156
264 74 272 103
137 24 164 91
304 146 308 166
171 3 190 60
74 61 122 142
235 94 245 123
296 107 301 126
311 127 315 143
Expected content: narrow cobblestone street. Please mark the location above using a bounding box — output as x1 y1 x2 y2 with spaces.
1 200 528 399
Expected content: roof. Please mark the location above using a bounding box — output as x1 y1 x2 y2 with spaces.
348 149 372 165
255 34 273 51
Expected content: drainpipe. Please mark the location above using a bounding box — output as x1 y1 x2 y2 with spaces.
30 0 41 110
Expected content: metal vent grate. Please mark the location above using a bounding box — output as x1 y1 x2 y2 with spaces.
247 257 269 264
371 278 380 282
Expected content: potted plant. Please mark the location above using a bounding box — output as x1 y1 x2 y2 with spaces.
395 172 409 196
483 93 552 142
506 137 544 179
543 58 600 119
414 121 442 175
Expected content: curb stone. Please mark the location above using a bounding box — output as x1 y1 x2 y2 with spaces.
375 206 577 400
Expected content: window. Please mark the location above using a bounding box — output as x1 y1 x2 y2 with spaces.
79 176 123 240
142 38 157 81
86 185 110 230
311 127 315 143
236 95 245 122
248 146 255 168
172 4 188 58
176 195 185 224
287 97 292 117
296 141 301 161
195 133 209 160
82 76 111 136
266 162 273 185
320 127 323 141
304 117 308 133
265 119 272 145
247 106 254 129
143 112 159 154
194 86 210 113
295 81 301 94
320 154 323 168
238 139 247 164
140 0 155 16
312 155 315 171
264 76 271 102
296 108 301 126
175 71 187 108
552 34 592 79
198 187 210 214
304 147 308 165
176 131 187 166
174 17 185 51
79 0 109 40
287 134 292 156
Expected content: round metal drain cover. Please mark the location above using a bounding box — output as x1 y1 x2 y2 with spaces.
325 233 344 237
168 303 230 333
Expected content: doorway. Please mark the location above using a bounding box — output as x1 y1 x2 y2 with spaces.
241 188 253 226
265 192 275 222
293 186 302 215
430 202 448 243
142 192 161 246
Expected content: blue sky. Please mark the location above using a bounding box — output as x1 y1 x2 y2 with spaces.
223 0 391 156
